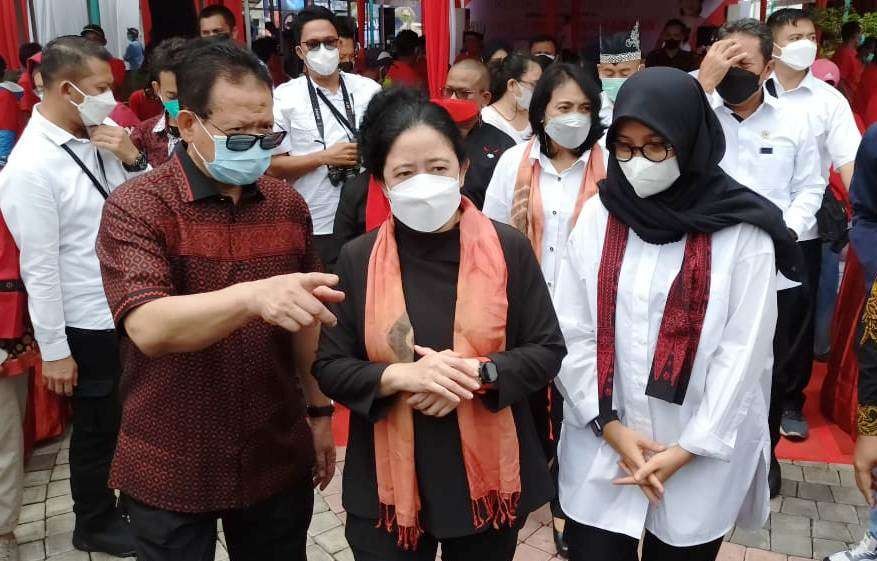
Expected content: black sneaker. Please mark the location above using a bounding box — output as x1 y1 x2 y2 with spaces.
780 409 810 441
73 512 137 558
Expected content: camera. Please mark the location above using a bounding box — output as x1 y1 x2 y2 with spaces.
327 164 360 187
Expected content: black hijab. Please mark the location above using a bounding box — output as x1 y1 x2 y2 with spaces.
598 67 802 280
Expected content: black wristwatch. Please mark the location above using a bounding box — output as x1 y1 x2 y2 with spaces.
123 151 148 172
307 404 335 418
478 359 499 385
591 410 620 437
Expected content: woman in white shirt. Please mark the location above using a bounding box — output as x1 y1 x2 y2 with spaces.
482 62 607 556
481 53 542 144
554 67 802 561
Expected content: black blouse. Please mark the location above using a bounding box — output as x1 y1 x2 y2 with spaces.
314 219 565 539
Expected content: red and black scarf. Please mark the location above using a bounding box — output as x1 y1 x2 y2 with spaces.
596 214 712 413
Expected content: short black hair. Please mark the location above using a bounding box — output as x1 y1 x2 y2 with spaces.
149 37 188 83
664 18 689 33
291 6 338 46
529 63 605 158
482 39 511 63
530 34 557 50
463 31 484 42
41 36 112 87
336 17 356 40
488 52 539 100
717 18 773 64
199 5 236 30
18 42 41 68
359 87 466 181
395 30 420 58
251 36 279 63
842 20 862 43
177 38 272 118
766 8 812 33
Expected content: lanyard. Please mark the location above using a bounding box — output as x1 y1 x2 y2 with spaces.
60 144 110 200
307 76 358 144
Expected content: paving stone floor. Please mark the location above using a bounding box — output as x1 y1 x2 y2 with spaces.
13 433 870 561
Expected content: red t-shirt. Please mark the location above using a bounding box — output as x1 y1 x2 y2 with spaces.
128 89 164 122
856 65 877 116
386 60 424 90
833 45 864 101
110 58 127 91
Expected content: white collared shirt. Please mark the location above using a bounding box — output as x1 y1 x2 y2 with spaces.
707 87 826 241
152 113 182 157
0 106 148 360
766 71 861 180
483 138 591 294
272 72 381 235
480 105 533 144
555 196 776 547
599 90 614 128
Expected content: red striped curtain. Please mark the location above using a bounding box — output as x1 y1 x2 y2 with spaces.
0 0 30 70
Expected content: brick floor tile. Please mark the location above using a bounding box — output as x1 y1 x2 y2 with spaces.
313 525 349 554
44 531 74 557
308 511 342 536
49 465 69 482
46 481 70 500
780 464 803 482
802 467 840 486
840 470 857 488
780 479 797 497
45 495 73 518
14 521 45 544
306 544 335 561
717 542 746 561
19 503 45 524
45 513 75 536
335 547 355 561
813 519 853 542
55 449 68 465
780 498 818 519
31 441 60 456
831 485 869 506
24 470 51 487
770 513 810 535
523 525 556 554
812 538 848 559
517 513 543 542
25 454 56 473
18 540 45 561
730 528 770 549
743 548 786 560
529 504 552 526
22 485 47 506
323 474 342 496
770 497 783 514
43 550 88 561
770 532 811 557
512 543 552 561
324 492 343 514
797 482 833 502
818 502 859 524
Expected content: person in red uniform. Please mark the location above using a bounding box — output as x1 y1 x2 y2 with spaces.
127 88 163 122
81 25 127 94
16 42 41 117
386 30 424 90
0 56 24 168
832 20 864 103
455 31 484 63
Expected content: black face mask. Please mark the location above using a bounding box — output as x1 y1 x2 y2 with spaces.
664 39 681 50
716 67 762 105
339 61 354 73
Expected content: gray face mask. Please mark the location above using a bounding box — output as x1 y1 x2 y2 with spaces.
545 112 592 149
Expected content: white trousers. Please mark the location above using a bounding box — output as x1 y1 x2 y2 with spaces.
0 374 28 534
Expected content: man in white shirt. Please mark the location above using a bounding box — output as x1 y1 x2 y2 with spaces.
697 19 825 498
269 6 381 270
0 36 148 558
766 8 862 441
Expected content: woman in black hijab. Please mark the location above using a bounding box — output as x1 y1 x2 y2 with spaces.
552 67 798 561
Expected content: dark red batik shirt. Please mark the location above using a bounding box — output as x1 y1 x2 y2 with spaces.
96 144 319 513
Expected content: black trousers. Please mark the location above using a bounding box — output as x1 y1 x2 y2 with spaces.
124 483 314 561
66 327 123 532
346 514 520 561
565 520 723 561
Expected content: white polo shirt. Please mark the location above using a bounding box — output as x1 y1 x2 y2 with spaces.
765 71 861 181
272 72 381 235
0 107 147 360
707 87 825 242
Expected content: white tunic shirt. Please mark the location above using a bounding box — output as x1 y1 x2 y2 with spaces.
482 139 590 295
708 87 825 242
480 105 532 144
0 108 147 361
554 197 776 547
272 72 381 235
765 71 861 182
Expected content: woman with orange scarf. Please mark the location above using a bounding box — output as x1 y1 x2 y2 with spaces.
314 87 566 561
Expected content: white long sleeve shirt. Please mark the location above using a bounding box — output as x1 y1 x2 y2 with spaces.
0 107 146 360
483 139 591 294
708 87 826 241
554 197 776 547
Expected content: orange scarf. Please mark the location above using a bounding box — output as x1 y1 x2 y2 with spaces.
364 197 521 550
510 139 606 260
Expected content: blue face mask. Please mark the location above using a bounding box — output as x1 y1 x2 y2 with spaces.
601 77 626 104
162 98 181 119
191 116 272 186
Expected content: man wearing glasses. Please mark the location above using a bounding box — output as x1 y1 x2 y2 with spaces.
95 39 344 561
269 6 380 270
441 59 516 209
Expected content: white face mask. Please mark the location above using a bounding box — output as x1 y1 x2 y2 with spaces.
545 112 592 149
774 39 818 71
66 81 116 126
515 83 533 110
619 156 681 198
306 44 340 76
386 174 462 233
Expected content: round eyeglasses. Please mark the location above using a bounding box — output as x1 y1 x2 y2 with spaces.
612 141 675 163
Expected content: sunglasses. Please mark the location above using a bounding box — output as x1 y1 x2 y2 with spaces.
301 38 339 50
208 121 287 152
